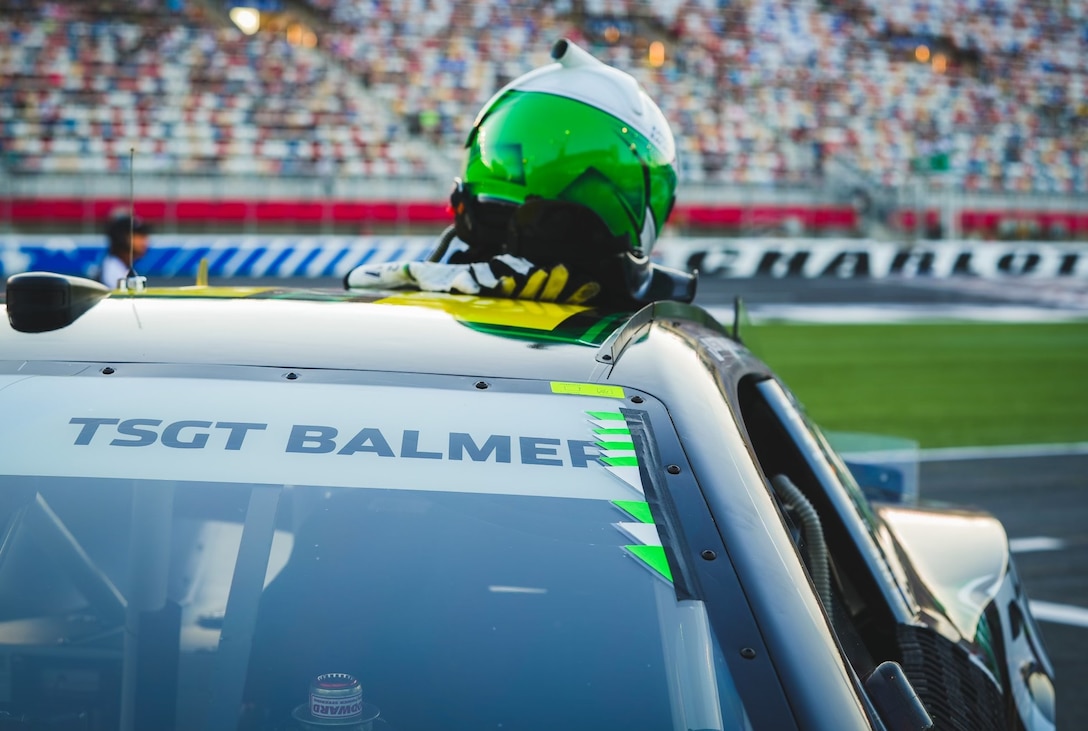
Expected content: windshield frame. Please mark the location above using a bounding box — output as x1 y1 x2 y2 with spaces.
0 360 775 731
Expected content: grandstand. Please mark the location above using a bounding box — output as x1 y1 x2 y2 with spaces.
1 0 1086 239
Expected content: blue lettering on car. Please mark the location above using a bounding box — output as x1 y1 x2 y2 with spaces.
312 427 596 467
112 419 163 447
519 437 563 466
216 422 268 450
400 429 442 459
71 418 268 450
286 425 338 453
69 417 120 445
336 428 395 457
449 433 511 463
70 419 599 467
161 420 213 449
568 440 600 468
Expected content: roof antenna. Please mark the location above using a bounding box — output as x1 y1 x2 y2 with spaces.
118 147 147 293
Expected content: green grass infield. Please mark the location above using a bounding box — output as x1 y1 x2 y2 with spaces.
743 321 1088 449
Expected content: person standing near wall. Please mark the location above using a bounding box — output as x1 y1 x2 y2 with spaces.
97 209 151 288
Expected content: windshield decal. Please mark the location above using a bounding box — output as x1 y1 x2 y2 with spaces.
612 499 653 524
590 412 637 466
551 381 624 399
612 499 673 584
68 417 603 468
2 375 660 501
588 410 643 494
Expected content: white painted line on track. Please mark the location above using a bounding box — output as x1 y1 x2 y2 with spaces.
1009 537 1067 553
706 304 1088 325
918 442 1088 462
1029 600 1088 629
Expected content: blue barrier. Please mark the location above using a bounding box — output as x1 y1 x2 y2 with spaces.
0 235 437 280
3 235 1087 280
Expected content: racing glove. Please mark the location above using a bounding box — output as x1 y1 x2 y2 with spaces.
345 255 601 305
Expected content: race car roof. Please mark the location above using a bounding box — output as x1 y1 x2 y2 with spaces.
1 285 641 380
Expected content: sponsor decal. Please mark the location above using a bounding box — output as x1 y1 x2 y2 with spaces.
68 417 600 468
1 376 639 500
69 418 267 449
550 381 625 398
589 410 643 496
659 238 1088 279
613 498 672 584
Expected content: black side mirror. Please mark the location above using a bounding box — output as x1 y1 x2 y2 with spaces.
863 661 933 731
6 272 110 333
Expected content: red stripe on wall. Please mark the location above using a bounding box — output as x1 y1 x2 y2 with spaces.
12 198 1085 234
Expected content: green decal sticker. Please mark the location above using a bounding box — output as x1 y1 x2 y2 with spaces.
594 427 631 436
973 612 1000 677
612 500 654 524
627 545 673 582
589 410 642 493
552 382 625 398
580 311 631 346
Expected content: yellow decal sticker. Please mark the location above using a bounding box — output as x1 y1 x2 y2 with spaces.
376 292 588 330
551 382 625 399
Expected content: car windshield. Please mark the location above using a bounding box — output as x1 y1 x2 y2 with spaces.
0 369 751 731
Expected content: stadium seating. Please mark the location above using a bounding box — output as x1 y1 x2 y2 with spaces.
305 0 1086 198
0 0 1085 228
0 0 437 181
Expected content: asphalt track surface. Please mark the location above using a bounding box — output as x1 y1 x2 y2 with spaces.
710 276 1088 730
923 454 1087 730
168 272 1088 728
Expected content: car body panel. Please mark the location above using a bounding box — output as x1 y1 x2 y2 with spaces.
877 506 1008 648
0 275 1056 730
0 363 763 731
2 289 622 379
605 320 874 729
877 504 1056 730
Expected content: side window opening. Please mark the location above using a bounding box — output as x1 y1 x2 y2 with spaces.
736 375 900 678
737 376 1020 731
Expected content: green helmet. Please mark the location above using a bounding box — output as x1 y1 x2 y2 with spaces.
450 39 680 300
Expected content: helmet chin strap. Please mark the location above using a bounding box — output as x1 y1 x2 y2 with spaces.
638 207 657 254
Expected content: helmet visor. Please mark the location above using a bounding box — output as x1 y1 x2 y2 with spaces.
462 92 676 254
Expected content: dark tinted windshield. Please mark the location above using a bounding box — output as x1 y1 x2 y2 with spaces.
0 477 745 730
0 372 750 731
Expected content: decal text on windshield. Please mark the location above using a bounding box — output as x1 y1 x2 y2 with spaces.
69 417 600 467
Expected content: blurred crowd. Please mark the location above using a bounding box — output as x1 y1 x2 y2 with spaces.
1 0 1085 196
0 0 434 178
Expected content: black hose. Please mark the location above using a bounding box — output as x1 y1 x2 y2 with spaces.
771 474 832 614
426 224 459 262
